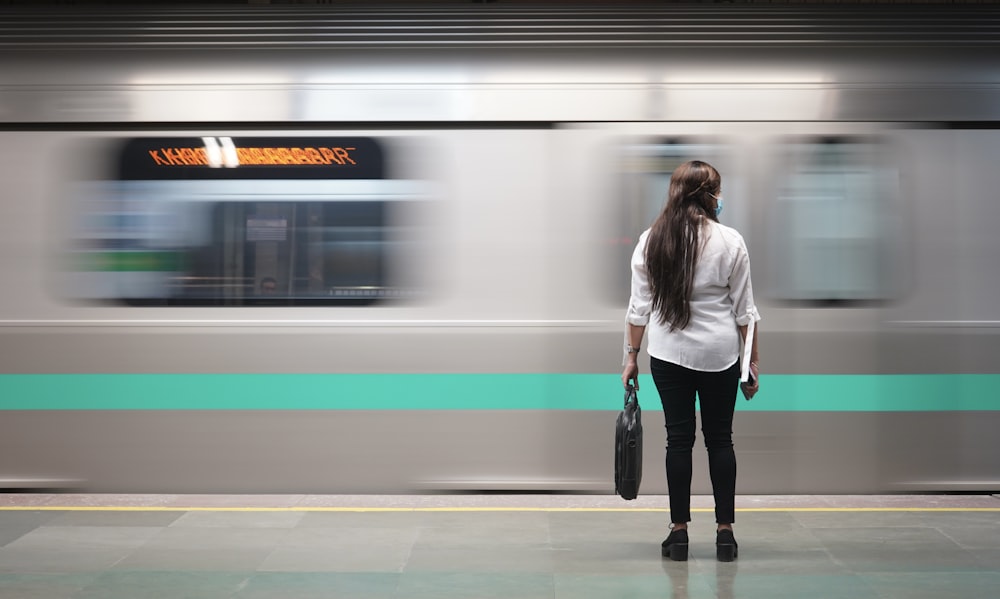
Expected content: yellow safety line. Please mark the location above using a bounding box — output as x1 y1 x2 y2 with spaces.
1 506 998 513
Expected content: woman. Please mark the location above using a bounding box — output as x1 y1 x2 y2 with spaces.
621 160 760 562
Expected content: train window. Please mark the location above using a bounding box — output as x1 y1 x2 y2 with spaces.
610 139 728 304
66 136 433 306
768 137 903 305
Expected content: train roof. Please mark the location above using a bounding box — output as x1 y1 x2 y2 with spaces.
3 3 1000 50
2 3 999 123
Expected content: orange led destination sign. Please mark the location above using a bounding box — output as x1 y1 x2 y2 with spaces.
120 137 384 180
148 145 358 167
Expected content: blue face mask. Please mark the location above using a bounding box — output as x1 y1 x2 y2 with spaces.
711 194 724 217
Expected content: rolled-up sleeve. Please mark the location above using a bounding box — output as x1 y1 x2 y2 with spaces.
626 231 652 326
729 237 761 326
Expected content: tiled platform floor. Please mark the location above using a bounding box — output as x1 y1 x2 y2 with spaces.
1 494 998 598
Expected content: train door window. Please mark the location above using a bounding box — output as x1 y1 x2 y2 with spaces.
66 136 433 306
768 137 903 304
610 139 729 303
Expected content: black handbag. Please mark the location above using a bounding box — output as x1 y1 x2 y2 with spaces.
614 384 643 500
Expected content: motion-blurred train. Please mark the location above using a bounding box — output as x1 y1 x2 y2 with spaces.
1 3 998 494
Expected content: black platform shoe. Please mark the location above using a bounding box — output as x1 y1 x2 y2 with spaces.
661 527 689 561
716 528 739 562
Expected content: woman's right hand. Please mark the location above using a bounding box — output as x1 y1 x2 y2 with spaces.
740 362 759 400
622 359 639 390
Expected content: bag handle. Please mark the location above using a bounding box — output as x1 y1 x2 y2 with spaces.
624 384 638 408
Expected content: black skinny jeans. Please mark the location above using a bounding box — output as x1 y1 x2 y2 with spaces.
650 357 740 525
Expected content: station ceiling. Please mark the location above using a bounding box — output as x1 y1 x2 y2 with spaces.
4 0 1000 5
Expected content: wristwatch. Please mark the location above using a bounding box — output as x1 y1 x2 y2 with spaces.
626 345 640 354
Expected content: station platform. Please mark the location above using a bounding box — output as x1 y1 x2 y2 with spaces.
1 493 998 599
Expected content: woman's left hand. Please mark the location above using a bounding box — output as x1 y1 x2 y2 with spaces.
622 360 639 390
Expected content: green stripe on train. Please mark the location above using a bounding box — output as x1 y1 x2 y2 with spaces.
0 373 997 411
76 251 185 272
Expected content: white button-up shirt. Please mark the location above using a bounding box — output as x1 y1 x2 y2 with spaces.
626 220 760 372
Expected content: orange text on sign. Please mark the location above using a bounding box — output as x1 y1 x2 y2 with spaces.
148 146 358 166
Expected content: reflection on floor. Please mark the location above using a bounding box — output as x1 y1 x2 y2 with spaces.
1 494 998 599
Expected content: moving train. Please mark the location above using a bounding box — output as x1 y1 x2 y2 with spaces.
1 3 998 494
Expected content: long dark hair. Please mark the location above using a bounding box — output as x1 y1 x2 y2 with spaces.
645 160 721 330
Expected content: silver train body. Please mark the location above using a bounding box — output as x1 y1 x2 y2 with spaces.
1 4 999 493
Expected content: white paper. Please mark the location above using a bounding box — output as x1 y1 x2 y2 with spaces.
740 317 755 383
